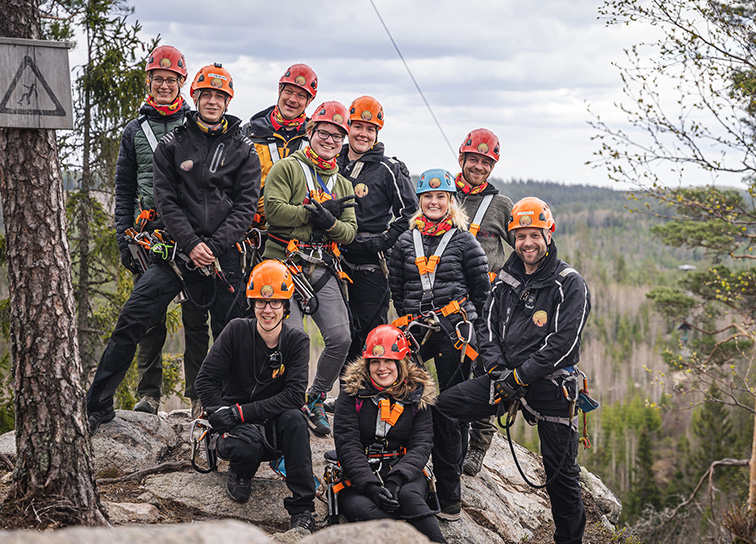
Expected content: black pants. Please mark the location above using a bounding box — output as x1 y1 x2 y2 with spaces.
87 251 244 413
339 475 446 543
135 278 209 401
345 263 390 364
215 409 316 515
431 374 585 544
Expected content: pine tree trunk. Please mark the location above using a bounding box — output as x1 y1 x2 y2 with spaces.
749 397 756 513
0 0 107 527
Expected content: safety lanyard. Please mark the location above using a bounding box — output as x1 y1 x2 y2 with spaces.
374 397 404 438
412 228 457 292
469 194 494 237
296 158 336 198
139 116 159 152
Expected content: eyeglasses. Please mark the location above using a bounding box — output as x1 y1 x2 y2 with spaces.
254 299 284 309
152 76 180 87
315 129 345 143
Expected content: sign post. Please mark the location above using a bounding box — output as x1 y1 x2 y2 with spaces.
0 37 73 130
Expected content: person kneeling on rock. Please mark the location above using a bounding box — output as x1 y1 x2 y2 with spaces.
333 325 447 543
195 259 316 533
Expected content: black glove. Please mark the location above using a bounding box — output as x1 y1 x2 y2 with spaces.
320 195 357 218
120 247 140 274
365 483 399 512
493 369 526 403
207 404 242 433
393 156 410 178
304 199 337 231
384 477 401 502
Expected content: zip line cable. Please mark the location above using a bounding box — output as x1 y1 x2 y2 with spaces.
369 0 457 160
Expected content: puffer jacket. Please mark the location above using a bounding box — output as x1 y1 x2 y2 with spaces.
333 359 437 491
114 99 191 253
152 112 261 256
479 242 591 385
388 227 490 323
337 142 417 264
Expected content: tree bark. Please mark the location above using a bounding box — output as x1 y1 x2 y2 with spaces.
0 0 107 527
750 396 756 513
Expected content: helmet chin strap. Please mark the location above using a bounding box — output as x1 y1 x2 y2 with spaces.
258 315 284 333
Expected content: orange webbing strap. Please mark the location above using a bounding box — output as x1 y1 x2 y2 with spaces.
379 398 390 421
378 399 405 426
469 223 481 237
392 314 414 328
136 209 157 231
453 340 478 362
439 299 461 317
332 479 351 493
488 271 497 283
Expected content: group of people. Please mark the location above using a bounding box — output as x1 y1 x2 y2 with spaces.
84 45 592 543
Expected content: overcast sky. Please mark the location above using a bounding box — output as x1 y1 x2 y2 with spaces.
80 0 743 189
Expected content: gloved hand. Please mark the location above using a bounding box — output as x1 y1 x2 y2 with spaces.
365 483 399 512
392 156 410 178
304 199 337 231
384 477 401 503
493 369 527 403
207 404 242 433
120 248 141 274
320 195 356 218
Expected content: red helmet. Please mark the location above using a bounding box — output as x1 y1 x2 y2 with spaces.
363 325 410 361
508 197 556 233
349 96 384 129
459 128 500 163
190 63 234 101
311 101 349 134
146 45 187 79
279 63 318 98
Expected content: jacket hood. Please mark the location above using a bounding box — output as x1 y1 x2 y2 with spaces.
341 358 438 409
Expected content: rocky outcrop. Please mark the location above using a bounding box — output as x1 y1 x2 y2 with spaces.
0 409 621 543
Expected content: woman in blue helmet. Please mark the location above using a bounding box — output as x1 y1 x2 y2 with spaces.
388 169 490 395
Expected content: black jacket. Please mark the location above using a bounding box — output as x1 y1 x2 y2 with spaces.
114 100 191 253
153 112 261 256
479 242 591 385
195 318 309 423
333 359 437 491
337 143 418 263
388 227 490 322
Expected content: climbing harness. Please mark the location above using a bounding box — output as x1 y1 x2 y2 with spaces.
467 194 493 237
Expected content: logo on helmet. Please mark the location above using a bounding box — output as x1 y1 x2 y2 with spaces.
260 285 274 298
533 310 548 327
159 58 172 69
429 177 441 189
355 183 369 198
332 113 344 125
372 345 385 357
518 214 532 227
361 110 372 121
210 78 223 89
477 143 489 154
295 75 306 86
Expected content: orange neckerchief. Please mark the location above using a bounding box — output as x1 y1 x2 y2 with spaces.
305 145 337 171
455 172 488 195
145 94 184 117
415 213 454 236
271 106 306 131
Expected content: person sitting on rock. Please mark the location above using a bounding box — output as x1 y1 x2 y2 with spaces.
333 324 446 543
195 259 316 534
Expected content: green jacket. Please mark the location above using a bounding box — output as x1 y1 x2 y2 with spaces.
263 149 356 260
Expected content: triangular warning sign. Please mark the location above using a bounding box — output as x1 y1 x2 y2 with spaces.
0 55 65 116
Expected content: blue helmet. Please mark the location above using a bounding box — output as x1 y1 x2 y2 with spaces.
416 168 454 195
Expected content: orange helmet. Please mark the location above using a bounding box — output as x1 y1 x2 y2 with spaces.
190 63 234 101
311 101 349 133
246 260 294 300
349 96 384 129
508 197 556 233
362 325 410 361
279 63 318 98
146 45 187 79
459 128 500 163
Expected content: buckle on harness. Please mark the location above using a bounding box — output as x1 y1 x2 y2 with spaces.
440 299 460 317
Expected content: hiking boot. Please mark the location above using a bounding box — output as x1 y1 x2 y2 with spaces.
191 398 203 419
463 446 486 476
304 392 331 436
288 510 315 533
226 468 252 503
88 406 115 434
323 396 337 414
436 502 461 522
134 395 159 414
